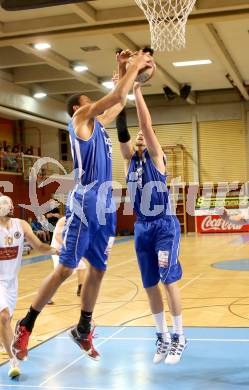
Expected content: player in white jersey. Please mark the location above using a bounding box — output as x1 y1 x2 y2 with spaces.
0 195 57 378
220 208 249 224
51 216 86 297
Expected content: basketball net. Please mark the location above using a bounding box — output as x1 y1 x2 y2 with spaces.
134 0 196 51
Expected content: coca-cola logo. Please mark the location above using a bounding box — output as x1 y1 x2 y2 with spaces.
201 216 242 232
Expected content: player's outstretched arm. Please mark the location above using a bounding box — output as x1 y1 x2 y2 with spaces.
98 50 133 127
116 107 134 161
73 51 153 124
133 83 165 168
219 208 247 225
98 101 124 128
21 220 57 254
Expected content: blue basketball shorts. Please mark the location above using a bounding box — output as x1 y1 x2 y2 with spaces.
134 215 182 288
59 197 116 271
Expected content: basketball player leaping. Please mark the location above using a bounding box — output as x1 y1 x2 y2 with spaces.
0 195 57 378
116 82 186 365
13 50 153 362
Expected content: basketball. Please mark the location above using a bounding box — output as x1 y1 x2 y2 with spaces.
126 53 156 84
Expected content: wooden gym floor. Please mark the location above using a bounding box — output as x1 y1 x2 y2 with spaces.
1 232 249 365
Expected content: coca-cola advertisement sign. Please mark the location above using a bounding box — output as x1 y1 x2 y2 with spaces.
196 215 249 233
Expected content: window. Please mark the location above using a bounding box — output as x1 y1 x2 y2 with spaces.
59 130 71 161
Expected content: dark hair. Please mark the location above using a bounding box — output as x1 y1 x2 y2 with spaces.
66 94 81 117
142 47 154 56
12 145 19 153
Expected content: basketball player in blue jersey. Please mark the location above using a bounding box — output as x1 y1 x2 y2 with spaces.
116 82 186 365
13 50 153 362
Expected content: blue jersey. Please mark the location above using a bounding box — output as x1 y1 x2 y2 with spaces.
67 118 113 212
60 118 116 270
68 118 112 188
127 149 170 221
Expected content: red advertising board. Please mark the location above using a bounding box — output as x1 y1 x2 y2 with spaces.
196 215 249 233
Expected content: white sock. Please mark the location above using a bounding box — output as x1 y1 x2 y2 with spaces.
152 311 170 340
172 314 184 335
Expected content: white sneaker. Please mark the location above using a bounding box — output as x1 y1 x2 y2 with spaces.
8 358 21 378
165 334 187 365
153 333 171 364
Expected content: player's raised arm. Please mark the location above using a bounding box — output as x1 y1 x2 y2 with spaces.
97 50 133 127
116 107 134 164
21 220 57 254
133 82 164 169
220 208 249 226
73 51 153 124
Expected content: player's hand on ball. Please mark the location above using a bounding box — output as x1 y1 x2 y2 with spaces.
132 50 153 71
116 49 133 65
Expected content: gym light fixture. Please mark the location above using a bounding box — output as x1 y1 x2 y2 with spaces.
102 81 114 90
127 94 135 101
173 59 212 67
33 92 47 99
34 42 51 51
72 63 88 73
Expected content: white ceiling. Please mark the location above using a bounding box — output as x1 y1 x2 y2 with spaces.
0 0 248 111
215 19 249 83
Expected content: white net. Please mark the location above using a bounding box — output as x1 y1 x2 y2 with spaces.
134 0 196 51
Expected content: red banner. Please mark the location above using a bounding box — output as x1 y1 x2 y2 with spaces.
196 215 249 233
0 246 18 260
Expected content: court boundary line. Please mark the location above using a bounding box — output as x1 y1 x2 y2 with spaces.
2 327 249 389
31 335 249 342
3 326 247 366
0 385 112 390
39 327 125 386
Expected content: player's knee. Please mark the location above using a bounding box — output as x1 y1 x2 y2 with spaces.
0 309 11 325
56 265 74 280
89 266 105 282
164 281 178 290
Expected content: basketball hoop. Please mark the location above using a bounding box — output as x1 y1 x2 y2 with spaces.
134 0 197 51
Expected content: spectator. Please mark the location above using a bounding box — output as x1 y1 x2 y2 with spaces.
4 145 18 172
31 219 50 243
12 145 22 172
45 199 61 242
0 146 6 171
12 145 19 153
25 148 33 155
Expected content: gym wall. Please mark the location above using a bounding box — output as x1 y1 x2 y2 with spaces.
111 122 193 187
198 120 247 183
111 118 248 186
